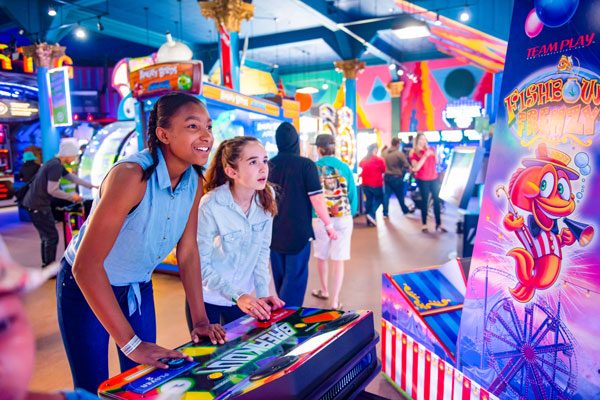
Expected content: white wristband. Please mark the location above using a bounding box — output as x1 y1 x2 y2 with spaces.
121 334 142 356
325 223 334 230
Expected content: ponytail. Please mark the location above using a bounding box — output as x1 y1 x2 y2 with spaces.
141 92 206 181
204 136 278 216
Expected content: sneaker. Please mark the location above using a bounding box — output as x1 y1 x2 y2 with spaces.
421 225 429 233
436 225 448 233
366 214 377 226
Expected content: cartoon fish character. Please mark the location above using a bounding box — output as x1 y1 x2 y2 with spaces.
557 55 573 72
502 144 591 303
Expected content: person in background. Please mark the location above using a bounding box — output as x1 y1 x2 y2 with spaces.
0 236 99 400
17 151 40 183
188 136 285 327
310 134 357 310
22 140 96 268
403 135 414 158
382 138 413 217
269 122 338 307
359 143 386 226
409 132 447 233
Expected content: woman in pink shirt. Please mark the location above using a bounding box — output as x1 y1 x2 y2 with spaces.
409 133 446 233
359 143 386 227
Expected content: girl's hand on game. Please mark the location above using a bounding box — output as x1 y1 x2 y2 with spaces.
191 320 226 345
128 342 192 369
238 294 271 320
261 295 285 311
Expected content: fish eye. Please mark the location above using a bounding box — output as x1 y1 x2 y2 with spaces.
540 172 554 198
557 177 571 201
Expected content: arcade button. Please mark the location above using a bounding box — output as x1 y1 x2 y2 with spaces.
319 312 360 334
294 323 307 328
162 358 186 369
208 372 224 381
249 355 299 381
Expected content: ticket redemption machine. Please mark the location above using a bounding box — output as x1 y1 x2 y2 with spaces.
128 61 299 273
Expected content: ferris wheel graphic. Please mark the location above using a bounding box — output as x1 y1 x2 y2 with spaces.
484 298 578 399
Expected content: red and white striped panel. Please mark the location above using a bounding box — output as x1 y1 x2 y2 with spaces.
381 319 497 400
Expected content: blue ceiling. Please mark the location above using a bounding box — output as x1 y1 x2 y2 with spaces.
0 0 514 70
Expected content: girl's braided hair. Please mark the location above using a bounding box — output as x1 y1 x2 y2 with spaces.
142 92 206 181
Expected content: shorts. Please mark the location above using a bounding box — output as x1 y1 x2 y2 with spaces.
312 215 353 261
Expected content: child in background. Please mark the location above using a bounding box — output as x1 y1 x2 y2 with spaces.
186 136 284 328
58 92 225 393
0 236 98 400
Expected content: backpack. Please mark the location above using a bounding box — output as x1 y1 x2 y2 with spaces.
14 181 31 204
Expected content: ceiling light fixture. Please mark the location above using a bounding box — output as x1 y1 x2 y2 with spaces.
322 83 329 90
48 7 57 17
460 6 471 22
75 24 86 39
393 24 430 39
434 13 442 26
389 64 396 70
297 87 319 94
96 17 104 31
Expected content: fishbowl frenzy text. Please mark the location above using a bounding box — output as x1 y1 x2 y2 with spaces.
504 78 600 139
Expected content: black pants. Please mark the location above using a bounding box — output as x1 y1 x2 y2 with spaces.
416 178 442 226
27 208 59 266
363 185 384 219
383 174 410 215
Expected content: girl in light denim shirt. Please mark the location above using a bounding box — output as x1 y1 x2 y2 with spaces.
57 93 226 393
186 136 285 327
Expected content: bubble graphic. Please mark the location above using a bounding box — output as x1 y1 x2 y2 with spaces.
576 192 583 199
525 8 544 38
574 152 589 168
582 178 585 182
580 165 591 176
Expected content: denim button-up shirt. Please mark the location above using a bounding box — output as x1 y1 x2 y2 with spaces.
65 148 198 314
198 183 273 306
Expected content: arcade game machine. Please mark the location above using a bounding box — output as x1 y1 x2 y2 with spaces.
99 307 382 400
0 123 13 207
128 61 298 273
437 146 484 258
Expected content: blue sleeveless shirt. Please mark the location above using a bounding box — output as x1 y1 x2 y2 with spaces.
64 148 198 314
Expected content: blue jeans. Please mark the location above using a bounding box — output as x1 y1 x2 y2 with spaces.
383 175 410 216
270 241 311 307
362 185 383 219
56 258 156 393
185 301 246 329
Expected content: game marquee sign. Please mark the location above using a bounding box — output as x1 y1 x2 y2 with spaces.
129 61 203 100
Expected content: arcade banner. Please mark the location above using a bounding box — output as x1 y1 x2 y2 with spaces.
458 1 600 399
128 61 202 100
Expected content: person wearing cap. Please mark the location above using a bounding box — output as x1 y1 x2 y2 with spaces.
310 133 357 310
269 122 338 307
0 236 99 400
22 139 96 268
17 151 40 183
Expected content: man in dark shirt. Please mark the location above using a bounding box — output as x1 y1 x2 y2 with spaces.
382 138 413 217
22 140 95 268
269 122 337 306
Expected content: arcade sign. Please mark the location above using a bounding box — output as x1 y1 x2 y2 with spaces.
442 97 483 129
129 61 203 100
47 67 72 127
0 99 39 122
202 84 280 117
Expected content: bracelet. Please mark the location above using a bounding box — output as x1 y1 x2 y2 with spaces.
121 334 142 356
325 223 334 230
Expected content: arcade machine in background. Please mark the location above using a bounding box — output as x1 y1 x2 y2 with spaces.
0 124 13 206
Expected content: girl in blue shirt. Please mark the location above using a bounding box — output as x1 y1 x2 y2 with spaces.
187 136 285 327
57 92 226 392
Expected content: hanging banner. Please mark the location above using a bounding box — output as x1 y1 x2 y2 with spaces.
220 23 233 90
128 61 203 100
458 1 600 400
47 66 72 127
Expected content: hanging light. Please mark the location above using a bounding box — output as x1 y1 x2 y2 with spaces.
96 17 104 31
48 7 57 17
460 6 471 22
75 24 86 39
434 13 442 26
389 64 396 70
322 83 329 90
